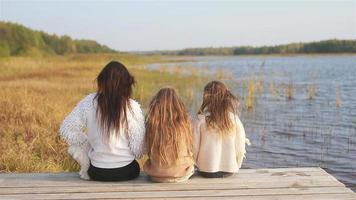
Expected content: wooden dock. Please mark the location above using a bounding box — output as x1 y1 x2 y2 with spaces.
0 167 355 200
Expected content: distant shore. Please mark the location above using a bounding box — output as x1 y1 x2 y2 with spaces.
138 39 356 57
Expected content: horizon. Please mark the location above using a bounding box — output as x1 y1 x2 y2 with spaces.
0 0 355 51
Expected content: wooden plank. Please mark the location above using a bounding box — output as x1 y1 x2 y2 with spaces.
0 180 348 195
0 168 354 200
0 187 355 200
0 167 324 177
0 169 329 180
0 175 343 189
0 171 331 185
0 169 337 188
148 194 356 200
0 171 333 186
0 167 323 179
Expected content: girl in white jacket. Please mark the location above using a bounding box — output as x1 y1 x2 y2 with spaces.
59 61 145 181
193 81 250 178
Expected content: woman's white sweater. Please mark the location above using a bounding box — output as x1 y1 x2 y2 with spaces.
193 113 250 173
59 93 145 169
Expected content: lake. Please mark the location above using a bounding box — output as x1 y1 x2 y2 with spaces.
148 54 356 191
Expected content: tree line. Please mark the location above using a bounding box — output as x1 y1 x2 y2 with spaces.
152 40 356 56
2 21 355 57
0 21 116 57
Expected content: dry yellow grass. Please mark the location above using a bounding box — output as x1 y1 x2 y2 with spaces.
0 54 205 173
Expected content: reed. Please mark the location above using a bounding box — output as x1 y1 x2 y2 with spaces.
216 68 226 80
269 81 279 97
245 80 256 110
256 79 264 95
215 68 234 80
336 86 342 108
158 65 168 74
286 81 294 101
307 73 316 100
307 84 317 100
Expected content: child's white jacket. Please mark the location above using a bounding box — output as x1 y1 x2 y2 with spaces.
193 112 250 173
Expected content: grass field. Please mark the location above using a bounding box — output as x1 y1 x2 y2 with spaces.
0 53 206 172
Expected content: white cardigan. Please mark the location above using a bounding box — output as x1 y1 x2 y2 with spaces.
59 93 145 169
193 113 250 173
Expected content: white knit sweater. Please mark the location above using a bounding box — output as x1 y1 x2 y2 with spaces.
59 93 145 169
193 112 250 173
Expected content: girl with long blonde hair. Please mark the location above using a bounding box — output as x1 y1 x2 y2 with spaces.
144 87 194 182
193 81 250 178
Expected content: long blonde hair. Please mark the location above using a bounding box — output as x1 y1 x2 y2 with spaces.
145 87 193 166
198 81 239 135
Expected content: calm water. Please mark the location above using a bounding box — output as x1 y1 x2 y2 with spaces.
149 55 356 191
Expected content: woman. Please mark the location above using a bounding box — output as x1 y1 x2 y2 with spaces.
59 61 145 181
193 81 250 178
144 87 194 182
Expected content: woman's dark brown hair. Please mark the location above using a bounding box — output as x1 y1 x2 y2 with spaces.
95 61 135 140
198 81 239 135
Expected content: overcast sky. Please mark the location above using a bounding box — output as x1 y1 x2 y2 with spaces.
0 0 355 51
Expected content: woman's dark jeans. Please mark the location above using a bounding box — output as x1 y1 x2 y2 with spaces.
88 160 140 181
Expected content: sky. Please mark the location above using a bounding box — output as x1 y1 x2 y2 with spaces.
0 0 355 51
